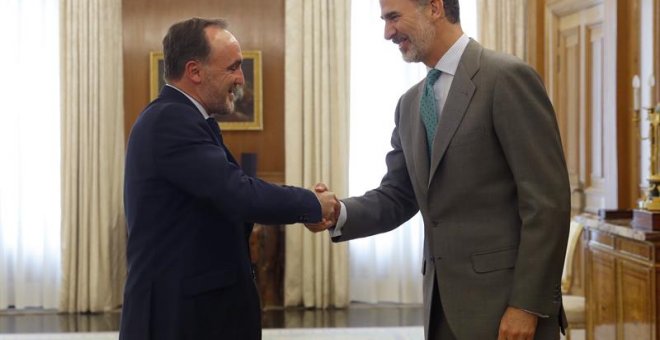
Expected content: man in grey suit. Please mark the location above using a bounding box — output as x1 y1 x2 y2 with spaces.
308 0 570 339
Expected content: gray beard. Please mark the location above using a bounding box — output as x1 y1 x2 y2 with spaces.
210 85 244 118
402 49 423 63
402 17 436 63
210 103 232 118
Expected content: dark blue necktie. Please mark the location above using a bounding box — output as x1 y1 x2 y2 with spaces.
206 117 238 165
206 117 224 145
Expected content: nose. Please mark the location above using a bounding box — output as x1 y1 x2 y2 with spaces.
236 67 245 86
384 22 395 40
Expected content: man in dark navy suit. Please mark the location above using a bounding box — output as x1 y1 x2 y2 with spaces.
120 17 338 340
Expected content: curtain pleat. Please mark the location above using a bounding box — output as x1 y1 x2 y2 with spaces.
0 0 62 310
284 0 350 308
59 0 126 312
477 0 528 60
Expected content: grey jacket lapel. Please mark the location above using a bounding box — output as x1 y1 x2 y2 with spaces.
428 40 481 186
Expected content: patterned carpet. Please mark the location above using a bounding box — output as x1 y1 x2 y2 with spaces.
0 327 425 340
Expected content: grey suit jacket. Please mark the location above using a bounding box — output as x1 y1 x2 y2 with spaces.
333 40 570 339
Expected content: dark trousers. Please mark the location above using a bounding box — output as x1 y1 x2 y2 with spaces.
429 276 457 340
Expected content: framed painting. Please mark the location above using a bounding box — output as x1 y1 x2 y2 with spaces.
149 50 263 131
149 51 165 101
221 50 262 130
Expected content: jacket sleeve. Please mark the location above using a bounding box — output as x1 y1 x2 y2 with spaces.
492 60 571 316
333 99 419 242
153 105 322 225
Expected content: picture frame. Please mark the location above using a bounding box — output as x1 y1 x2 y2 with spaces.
149 50 263 131
149 51 165 101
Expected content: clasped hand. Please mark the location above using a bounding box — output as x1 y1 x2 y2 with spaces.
305 183 340 232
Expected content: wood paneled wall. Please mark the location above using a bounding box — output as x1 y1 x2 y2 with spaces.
527 0 545 79
122 0 286 183
656 0 660 107
616 0 641 209
533 0 646 210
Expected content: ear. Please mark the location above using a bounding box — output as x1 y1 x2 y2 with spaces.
430 0 444 19
184 60 203 84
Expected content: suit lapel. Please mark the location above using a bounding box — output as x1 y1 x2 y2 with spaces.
428 41 480 186
160 86 241 167
225 147 239 165
205 119 239 165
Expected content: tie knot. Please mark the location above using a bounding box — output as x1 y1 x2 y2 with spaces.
426 69 441 85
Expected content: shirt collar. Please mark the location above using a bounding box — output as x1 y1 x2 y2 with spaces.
165 84 210 119
433 34 470 76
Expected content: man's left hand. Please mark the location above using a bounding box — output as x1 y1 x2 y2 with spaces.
497 306 538 340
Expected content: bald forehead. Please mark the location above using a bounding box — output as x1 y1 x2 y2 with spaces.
205 26 241 56
205 26 237 45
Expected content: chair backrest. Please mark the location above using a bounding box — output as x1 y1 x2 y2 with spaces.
562 220 584 294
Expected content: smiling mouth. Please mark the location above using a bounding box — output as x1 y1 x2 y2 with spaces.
392 36 408 49
228 86 244 102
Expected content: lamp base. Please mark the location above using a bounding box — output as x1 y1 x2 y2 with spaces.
632 209 660 231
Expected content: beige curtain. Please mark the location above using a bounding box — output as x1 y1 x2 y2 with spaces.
477 0 528 60
283 0 350 308
59 0 126 312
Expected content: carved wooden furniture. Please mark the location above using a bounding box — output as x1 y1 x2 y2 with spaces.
563 221 586 340
249 224 285 308
578 214 660 340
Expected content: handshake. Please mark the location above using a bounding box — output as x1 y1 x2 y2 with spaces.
307 183 340 233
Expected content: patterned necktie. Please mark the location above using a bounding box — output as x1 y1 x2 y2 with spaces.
420 69 442 155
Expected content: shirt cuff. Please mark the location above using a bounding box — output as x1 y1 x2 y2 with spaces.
521 308 548 318
328 201 347 237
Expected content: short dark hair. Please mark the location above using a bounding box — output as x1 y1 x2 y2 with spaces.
416 0 460 24
162 18 228 82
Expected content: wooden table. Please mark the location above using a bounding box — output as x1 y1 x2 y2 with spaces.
577 214 660 340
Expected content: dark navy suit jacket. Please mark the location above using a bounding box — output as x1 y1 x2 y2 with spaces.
120 86 321 339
